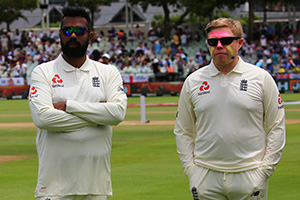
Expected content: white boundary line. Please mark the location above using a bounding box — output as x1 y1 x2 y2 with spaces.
284 101 300 105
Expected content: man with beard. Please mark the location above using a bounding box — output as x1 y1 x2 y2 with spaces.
28 7 127 200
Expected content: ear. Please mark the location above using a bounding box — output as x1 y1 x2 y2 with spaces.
238 38 244 50
88 30 94 44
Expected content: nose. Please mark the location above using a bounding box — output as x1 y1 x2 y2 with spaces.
69 31 77 38
217 40 223 48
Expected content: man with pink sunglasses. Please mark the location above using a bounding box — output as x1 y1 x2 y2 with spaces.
174 18 285 200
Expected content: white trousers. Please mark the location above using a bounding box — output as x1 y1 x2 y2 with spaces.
36 195 108 200
186 165 268 200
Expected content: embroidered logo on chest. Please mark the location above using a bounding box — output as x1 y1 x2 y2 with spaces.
240 79 248 91
92 77 100 87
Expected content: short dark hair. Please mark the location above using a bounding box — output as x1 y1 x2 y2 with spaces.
61 6 91 30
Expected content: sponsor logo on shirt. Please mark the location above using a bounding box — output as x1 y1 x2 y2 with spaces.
191 186 200 200
198 81 210 96
52 74 64 87
240 79 248 91
117 85 124 92
251 190 260 197
278 94 284 109
29 86 38 98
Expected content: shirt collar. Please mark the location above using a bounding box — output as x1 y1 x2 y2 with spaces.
58 54 91 72
209 56 244 76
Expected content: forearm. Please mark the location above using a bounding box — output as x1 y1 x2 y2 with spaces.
30 99 95 132
261 74 286 177
175 133 196 169
174 81 196 170
66 98 127 126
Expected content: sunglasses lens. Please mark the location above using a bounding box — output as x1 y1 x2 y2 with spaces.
74 27 86 35
220 37 234 45
207 39 218 46
62 27 71 36
207 37 239 46
62 26 87 36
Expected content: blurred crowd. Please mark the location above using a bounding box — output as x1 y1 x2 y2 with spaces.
1 22 300 84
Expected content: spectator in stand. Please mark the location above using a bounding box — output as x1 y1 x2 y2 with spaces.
256 43 264 59
267 24 275 41
101 53 111 65
127 30 135 44
275 22 282 38
120 31 127 45
164 45 171 57
140 60 150 73
1 19 300 84
285 57 297 71
181 32 187 47
271 49 281 71
194 31 201 42
173 30 181 48
263 47 271 59
12 61 21 77
255 58 264 68
184 26 191 45
293 54 300 66
162 56 173 69
154 40 161 56
21 62 28 81
196 54 204 68
122 62 138 74
0 51 5 66
185 57 196 77
143 53 151 64
279 37 287 47
148 27 157 43
1 33 9 56
287 33 294 45
151 58 161 75
175 54 186 79
170 40 177 59
108 26 116 42
143 43 152 56
260 35 267 49
13 29 22 49
135 24 142 40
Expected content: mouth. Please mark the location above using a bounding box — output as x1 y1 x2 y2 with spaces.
215 52 227 56
66 40 80 48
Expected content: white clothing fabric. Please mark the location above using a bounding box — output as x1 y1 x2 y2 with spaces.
29 54 127 198
174 57 285 178
187 165 268 200
37 194 107 200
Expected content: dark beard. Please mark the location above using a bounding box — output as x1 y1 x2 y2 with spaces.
61 38 89 58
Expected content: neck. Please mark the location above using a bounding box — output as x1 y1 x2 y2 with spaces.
214 56 239 75
62 54 86 69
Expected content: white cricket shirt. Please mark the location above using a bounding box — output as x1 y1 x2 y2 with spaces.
174 57 285 177
29 54 127 198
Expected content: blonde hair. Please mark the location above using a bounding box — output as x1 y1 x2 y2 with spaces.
205 18 243 38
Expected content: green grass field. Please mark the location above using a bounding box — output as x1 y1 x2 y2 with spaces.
0 93 299 199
